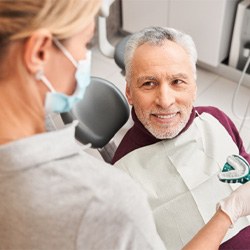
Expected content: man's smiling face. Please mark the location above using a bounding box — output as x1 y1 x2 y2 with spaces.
126 40 197 139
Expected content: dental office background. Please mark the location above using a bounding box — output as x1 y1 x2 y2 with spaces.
92 0 250 153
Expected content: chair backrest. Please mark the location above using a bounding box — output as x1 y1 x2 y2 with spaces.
61 76 129 161
114 35 131 74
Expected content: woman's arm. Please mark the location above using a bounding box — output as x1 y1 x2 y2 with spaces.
183 209 231 250
183 182 250 250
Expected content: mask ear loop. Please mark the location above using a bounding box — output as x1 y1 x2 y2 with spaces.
52 38 78 67
35 69 56 93
36 39 78 94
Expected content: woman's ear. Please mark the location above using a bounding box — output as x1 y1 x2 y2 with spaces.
125 82 133 106
23 29 53 74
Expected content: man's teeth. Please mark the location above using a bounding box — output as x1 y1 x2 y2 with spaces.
156 113 176 119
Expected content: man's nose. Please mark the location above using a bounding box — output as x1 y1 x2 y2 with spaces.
155 84 175 108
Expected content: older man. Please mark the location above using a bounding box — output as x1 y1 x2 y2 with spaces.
113 26 250 250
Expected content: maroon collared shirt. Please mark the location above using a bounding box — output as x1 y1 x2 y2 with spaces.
112 106 249 164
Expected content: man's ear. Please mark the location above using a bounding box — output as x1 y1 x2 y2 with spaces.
125 82 133 106
23 29 53 74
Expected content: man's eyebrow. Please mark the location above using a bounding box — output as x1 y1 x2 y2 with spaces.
137 75 158 83
136 73 189 84
170 73 189 80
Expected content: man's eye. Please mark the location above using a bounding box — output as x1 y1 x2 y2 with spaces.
142 81 156 87
172 79 184 85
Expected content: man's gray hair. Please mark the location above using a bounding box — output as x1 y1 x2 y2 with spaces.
124 26 198 81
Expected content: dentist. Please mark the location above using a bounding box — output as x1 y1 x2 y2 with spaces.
0 1 249 250
0 1 165 249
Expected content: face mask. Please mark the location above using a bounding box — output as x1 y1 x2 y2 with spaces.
36 39 92 113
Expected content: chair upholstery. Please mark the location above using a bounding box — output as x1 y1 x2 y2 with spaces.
60 76 130 162
114 35 131 74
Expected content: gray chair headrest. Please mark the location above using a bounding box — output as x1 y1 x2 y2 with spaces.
61 76 129 148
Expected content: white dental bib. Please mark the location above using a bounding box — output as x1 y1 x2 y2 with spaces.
115 113 249 250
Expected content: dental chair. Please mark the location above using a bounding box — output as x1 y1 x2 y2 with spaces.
60 76 130 163
98 0 129 74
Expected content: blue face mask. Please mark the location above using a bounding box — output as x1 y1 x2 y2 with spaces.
36 39 91 113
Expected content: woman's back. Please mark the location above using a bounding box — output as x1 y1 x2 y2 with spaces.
0 123 165 250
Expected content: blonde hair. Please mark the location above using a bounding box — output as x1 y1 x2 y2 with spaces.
0 0 101 44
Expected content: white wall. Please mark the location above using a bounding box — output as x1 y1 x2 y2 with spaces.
122 0 238 67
